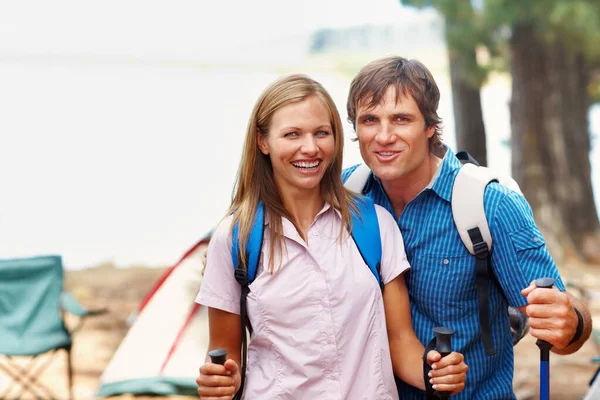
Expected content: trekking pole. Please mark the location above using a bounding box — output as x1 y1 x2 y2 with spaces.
208 349 228 365
535 277 555 400
433 326 455 400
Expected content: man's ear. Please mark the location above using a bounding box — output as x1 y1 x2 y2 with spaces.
257 130 269 155
425 124 436 139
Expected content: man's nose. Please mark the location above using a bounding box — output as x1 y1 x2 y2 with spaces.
375 123 396 145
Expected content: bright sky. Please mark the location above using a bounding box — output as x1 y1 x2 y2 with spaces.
1 0 431 269
1 1 598 269
0 0 418 58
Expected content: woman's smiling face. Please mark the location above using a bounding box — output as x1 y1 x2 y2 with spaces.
257 95 335 196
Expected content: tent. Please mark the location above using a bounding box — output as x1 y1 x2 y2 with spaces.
95 233 211 398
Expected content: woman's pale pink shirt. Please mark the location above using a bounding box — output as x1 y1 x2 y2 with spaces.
196 204 410 399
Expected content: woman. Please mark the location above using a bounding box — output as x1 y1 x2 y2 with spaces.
195 74 467 399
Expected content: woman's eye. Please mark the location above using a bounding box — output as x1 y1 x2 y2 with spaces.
316 130 330 136
283 132 298 138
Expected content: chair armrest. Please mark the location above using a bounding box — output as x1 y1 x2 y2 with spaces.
60 292 107 317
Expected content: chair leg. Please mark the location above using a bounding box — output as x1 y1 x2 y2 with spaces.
0 362 20 399
4 351 66 400
0 362 42 400
1 357 48 400
66 346 74 400
1 347 73 400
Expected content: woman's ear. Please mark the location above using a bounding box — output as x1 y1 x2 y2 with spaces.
257 130 269 155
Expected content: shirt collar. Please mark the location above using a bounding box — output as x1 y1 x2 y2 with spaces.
264 202 338 225
429 145 463 202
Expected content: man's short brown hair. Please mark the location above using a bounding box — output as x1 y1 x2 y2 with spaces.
347 56 443 149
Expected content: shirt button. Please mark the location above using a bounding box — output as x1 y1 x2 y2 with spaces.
443 258 450 265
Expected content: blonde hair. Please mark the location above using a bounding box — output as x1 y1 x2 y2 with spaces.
229 74 357 272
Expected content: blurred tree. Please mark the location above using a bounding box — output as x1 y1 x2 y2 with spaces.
486 0 600 260
400 0 600 260
310 29 331 53
400 0 489 165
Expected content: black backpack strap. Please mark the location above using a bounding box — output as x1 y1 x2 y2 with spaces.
468 227 496 356
456 151 480 166
233 268 250 400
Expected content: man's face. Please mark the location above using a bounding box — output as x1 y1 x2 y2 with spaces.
355 86 434 183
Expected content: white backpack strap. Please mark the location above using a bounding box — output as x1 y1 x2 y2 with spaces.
497 175 523 196
452 161 526 355
452 163 497 255
453 163 499 356
452 163 523 254
344 164 372 193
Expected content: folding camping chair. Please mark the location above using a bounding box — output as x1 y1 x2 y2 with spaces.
0 255 106 400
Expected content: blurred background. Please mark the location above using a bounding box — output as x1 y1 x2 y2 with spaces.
1 0 599 399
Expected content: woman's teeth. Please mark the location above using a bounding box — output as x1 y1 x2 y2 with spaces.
292 161 320 169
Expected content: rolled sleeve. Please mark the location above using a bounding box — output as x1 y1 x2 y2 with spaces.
376 205 411 285
488 190 565 308
195 216 241 314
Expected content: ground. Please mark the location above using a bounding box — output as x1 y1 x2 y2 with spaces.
1 260 598 400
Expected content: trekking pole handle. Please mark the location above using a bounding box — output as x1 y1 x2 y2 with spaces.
534 278 554 400
535 277 555 290
433 327 454 357
433 327 455 399
534 278 555 350
208 349 228 365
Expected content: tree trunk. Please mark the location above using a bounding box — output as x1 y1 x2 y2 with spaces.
553 50 599 231
448 47 488 165
445 16 488 165
550 46 600 261
510 23 600 261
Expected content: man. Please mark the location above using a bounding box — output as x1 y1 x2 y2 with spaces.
343 56 592 399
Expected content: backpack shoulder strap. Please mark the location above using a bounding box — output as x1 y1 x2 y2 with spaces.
344 164 372 193
452 163 523 254
451 156 527 355
231 201 265 285
451 163 497 254
229 201 265 400
452 162 498 355
350 196 383 289
343 165 383 288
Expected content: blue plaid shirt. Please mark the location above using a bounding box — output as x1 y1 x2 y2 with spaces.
342 149 565 400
